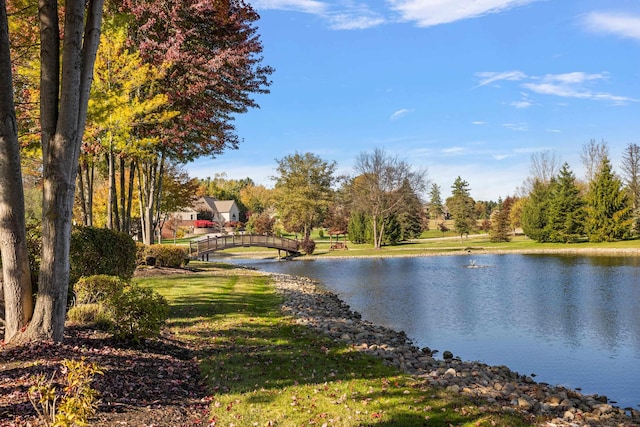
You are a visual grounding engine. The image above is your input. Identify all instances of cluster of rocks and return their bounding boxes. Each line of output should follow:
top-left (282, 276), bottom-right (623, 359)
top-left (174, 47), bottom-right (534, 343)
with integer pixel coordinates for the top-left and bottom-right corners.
top-left (270, 272), bottom-right (639, 427)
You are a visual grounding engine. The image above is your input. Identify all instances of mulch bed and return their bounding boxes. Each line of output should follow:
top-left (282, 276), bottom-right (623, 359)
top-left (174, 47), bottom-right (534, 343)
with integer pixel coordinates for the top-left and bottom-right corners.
top-left (0, 327), bottom-right (210, 426)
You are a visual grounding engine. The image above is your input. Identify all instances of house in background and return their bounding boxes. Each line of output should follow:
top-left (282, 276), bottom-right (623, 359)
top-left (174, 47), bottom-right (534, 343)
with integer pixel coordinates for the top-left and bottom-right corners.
top-left (194, 196), bottom-right (240, 225)
top-left (162, 196), bottom-right (241, 239)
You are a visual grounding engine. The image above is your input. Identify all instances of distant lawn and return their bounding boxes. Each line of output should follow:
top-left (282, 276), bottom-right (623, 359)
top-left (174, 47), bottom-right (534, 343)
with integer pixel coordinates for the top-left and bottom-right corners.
top-left (208, 233), bottom-right (640, 259)
top-left (138, 265), bottom-right (533, 426)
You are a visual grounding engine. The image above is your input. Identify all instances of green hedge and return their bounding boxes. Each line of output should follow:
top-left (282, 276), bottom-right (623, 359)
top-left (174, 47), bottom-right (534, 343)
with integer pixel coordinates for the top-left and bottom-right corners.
top-left (69, 226), bottom-right (137, 285)
top-left (136, 244), bottom-right (189, 268)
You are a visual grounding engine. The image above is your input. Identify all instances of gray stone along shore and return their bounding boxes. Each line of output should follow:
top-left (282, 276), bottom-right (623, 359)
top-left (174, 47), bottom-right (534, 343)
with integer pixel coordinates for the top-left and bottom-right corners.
top-left (269, 272), bottom-right (639, 427)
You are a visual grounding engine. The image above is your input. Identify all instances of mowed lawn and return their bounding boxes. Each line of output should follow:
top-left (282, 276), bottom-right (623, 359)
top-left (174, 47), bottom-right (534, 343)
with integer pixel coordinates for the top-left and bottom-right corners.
top-left (137, 264), bottom-right (534, 426)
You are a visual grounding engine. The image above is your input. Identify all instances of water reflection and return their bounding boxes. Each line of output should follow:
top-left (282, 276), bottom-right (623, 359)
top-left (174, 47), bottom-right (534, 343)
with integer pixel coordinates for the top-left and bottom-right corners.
top-left (226, 254), bottom-right (640, 408)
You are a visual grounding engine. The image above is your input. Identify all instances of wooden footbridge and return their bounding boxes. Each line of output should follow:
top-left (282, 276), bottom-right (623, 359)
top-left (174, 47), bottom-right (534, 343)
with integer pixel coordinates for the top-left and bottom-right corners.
top-left (189, 234), bottom-right (300, 260)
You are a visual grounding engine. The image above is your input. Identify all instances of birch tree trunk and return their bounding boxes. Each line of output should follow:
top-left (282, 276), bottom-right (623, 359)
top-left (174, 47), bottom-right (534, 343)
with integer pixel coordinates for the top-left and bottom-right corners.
top-left (17, 0), bottom-right (104, 343)
top-left (0, 0), bottom-right (33, 341)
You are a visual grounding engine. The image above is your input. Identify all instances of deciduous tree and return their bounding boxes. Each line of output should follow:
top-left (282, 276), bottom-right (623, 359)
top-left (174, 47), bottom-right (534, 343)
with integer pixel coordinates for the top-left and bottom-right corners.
top-left (0, 0), bottom-right (32, 341)
top-left (581, 139), bottom-right (609, 183)
top-left (350, 148), bottom-right (428, 249)
top-left (1, 0), bottom-right (105, 343)
top-left (273, 152), bottom-right (336, 241)
top-left (122, 0), bottom-right (273, 243)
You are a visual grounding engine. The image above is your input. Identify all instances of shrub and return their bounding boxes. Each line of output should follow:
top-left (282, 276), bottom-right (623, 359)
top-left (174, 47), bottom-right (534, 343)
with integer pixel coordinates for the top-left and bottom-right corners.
top-left (29, 358), bottom-right (103, 427)
top-left (300, 238), bottom-right (316, 255)
top-left (66, 304), bottom-right (111, 329)
top-left (137, 244), bottom-right (189, 268)
top-left (105, 284), bottom-right (169, 342)
top-left (69, 226), bottom-right (137, 285)
top-left (73, 275), bottom-right (127, 305)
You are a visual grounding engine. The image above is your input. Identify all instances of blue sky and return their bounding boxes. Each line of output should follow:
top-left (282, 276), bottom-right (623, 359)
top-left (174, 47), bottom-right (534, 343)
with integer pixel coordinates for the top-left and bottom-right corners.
top-left (188, 0), bottom-right (640, 201)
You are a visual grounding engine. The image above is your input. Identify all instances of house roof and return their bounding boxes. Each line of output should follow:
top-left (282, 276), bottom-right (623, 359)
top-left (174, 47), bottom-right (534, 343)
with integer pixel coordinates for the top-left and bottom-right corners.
top-left (194, 196), bottom-right (237, 213)
top-left (212, 200), bottom-right (236, 213)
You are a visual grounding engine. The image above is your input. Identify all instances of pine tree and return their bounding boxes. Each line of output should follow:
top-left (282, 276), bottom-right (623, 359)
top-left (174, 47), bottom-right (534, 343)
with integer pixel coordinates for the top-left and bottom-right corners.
top-left (446, 177), bottom-right (476, 239)
top-left (546, 163), bottom-right (585, 243)
top-left (489, 197), bottom-right (514, 242)
top-left (428, 183), bottom-right (444, 221)
top-left (584, 157), bottom-right (633, 242)
top-left (521, 179), bottom-right (553, 242)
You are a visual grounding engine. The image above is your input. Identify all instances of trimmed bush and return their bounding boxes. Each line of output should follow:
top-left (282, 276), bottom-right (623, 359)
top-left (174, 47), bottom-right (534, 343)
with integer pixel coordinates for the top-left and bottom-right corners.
top-left (300, 238), bottom-right (316, 255)
top-left (137, 244), bottom-right (189, 268)
top-left (73, 275), bottom-right (127, 305)
top-left (69, 226), bottom-right (137, 284)
top-left (105, 284), bottom-right (169, 342)
top-left (66, 304), bottom-right (111, 329)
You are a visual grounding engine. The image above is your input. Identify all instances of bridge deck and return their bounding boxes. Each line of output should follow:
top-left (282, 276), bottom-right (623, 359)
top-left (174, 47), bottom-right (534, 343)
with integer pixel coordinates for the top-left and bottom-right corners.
top-left (190, 234), bottom-right (300, 259)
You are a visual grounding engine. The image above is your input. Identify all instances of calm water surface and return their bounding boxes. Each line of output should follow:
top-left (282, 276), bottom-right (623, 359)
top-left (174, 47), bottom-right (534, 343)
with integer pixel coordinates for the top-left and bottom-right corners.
top-left (223, 254), bottom-right (640, 409)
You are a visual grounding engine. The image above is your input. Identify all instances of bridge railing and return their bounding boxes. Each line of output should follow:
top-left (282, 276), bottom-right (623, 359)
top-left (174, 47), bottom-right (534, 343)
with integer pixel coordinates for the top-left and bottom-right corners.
top-left (189, 234), bottom-right (299, 257)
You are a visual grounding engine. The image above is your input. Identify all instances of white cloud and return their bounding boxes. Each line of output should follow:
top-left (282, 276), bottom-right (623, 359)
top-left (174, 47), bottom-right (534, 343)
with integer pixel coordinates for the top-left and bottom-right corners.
top-left (390, 108), bottom-right (413, 120)
top-left (478, 70), bottom-right (636, 106)
top-left (386, 0), bottom-right (541, 27)
top-left (511, 100), bottom-right (533, 109)
top-left (252, 0), bottom-right (329, 14)
top-left (441, 146), bottom-right (466, 154)
top-left (475, 70), bottom-right (527, 87)
top-left (583, 12), bottom-right (640, 41)
top-left (502, 122), bottom-right (528, 131)
top-left (472, 121), bottom-right (487, 125)
top-left (252, 0), bottom-right (385, 29)
top-left (493, 154), bottom-right (512, 160)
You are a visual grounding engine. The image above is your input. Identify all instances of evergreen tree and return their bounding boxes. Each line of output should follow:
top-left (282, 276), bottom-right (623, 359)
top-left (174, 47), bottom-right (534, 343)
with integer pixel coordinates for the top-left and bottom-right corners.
top-left (348, 211), bottom-right (367, 244)
top-left (396, 178), bottom-right (425, 240)
top-left (428, 183), bottom-right (444, 221)
top-left (489, 197), bottom-right (513, 242)
top-left (546, 163), bottom-right (585, 243)
top-left (521, 179), bottom-right (553, 242)
top-left (446, 177), bottom-right (476, 239)
top-left (584, 157), bottom-right (633, 242)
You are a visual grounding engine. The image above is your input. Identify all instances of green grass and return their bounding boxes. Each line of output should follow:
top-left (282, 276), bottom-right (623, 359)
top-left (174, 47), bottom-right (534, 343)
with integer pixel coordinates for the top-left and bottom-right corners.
top-left (137, 264), bottom-right (533, 426)
top-left (208, 232), bottom-right (640, 259)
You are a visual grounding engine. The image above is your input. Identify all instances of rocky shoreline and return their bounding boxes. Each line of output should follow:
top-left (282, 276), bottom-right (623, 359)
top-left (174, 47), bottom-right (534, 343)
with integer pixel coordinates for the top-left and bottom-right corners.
top-left (269, 271), bottom-right (639, 427)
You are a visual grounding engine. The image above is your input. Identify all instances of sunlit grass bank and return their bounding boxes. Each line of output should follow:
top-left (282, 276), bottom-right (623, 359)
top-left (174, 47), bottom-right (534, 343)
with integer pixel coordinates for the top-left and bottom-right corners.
top-left (138, 265), bottom-right (533, 426)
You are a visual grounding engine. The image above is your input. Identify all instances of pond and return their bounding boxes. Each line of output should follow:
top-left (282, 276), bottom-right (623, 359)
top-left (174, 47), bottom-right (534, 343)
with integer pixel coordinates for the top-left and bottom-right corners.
top-left (221, 254), bottom-right (640, 409)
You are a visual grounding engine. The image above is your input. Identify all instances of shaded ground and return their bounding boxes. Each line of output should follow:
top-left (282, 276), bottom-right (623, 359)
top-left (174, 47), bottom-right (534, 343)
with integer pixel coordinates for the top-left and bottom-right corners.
top-left (0, 267), bottom-right (209, 427)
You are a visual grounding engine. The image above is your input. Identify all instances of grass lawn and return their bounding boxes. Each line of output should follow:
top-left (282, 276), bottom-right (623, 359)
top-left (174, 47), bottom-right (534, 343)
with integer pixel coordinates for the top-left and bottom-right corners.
top-left (208, 232), bottom-right (640, 259)
top-left (137, 264), bottom-right (535, 426)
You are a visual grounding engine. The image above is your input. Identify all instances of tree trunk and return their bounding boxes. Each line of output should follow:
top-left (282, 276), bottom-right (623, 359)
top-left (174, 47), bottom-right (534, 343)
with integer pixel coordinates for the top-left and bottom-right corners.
top-left (77, 158), bottom-right (95, 227)
top-left (0, 2), bottom-right (33, 341)
top-left (138, 153), bottom-right (165, 245)
top-left (17, 0), bottom-right (104, 343)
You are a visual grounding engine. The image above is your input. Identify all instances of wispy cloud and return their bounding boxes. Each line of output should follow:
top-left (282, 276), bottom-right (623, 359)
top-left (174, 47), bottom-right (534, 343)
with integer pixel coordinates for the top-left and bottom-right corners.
top-left (252, 0), bottom-right (329, 14)
top-left (253, 0), bottom-right (543, 30)
top-left (441, 146), bottom-right (466, 154)
top-left (387, 0), bottom-right (541, 27)
top-left (390, 108), bottom-right (413, 120)
top-left (502, 122), bottom-right (528, 131)
top-left (252, 0), bottom-right (385, 29)
top-left (477, 70), bottom-right (636, 106)
top-left (475, 71), bottom-right (527, 88)
top-left (472, 121), bottom-right (487, 125)
top-left (583, 12), bottom-right (640, 41)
